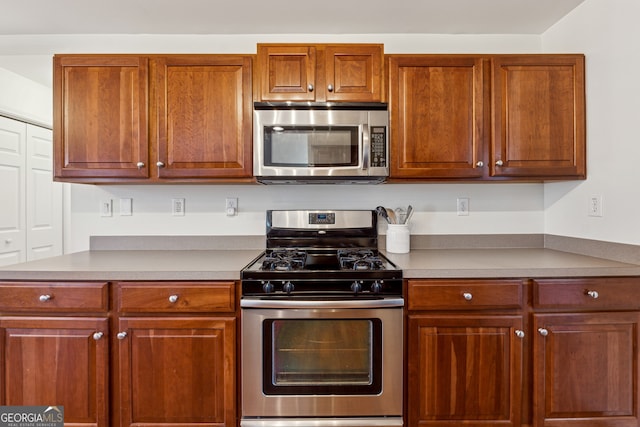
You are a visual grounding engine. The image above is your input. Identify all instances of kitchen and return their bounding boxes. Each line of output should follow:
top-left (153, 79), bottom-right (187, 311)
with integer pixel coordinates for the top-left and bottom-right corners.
top-left (1, 0), bottom-right (640, 426)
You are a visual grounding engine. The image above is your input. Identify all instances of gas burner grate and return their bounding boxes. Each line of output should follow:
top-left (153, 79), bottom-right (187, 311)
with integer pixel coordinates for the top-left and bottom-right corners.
top-left (262, 249), bottom-right (307, 271)
top-left (338, 249), bottom-right (385, 271)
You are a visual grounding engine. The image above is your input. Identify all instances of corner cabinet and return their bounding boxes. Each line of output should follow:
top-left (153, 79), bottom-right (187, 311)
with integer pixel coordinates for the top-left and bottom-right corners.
top-left (492, 55), bottom-right (586, 179)
top-left (53, 54), bottom-right (253, 183)
top-left (407, 279), bottom-right (525, 427)
top-left (532, 278), bottom-right (640, 427)
top-left (387, 54), bottom-right (586, 181)
top-left (256, 43), bottom-right (384, 103)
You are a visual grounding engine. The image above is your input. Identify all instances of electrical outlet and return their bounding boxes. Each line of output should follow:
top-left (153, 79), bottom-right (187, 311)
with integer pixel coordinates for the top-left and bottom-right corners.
top-left (225, 197), bottom-right (238, 216)
top-left (457, 197), bottom-right (470, 216)
top-left (100, 200), bottom-right (112, 217)
top-left (588, 195), bottom-right (603, 217)
top-left (172, 198), bottom-right (185, 216)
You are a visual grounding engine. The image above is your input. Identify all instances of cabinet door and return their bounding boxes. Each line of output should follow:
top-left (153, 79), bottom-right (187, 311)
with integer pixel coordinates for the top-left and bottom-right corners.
top-left (154, 56), bottom-right (253, 179)
top-left (408, 314), bottom-right (523, 427)
top-left (257, 45), bottom-right (316, 101)
top-left (117, 316), bottom-right (236, 427)
top-left (533, 312), bottom-right (640, 427)
top-left (325, 44), bottom-right (384, 102)
top-left (0, 316), bottom-right (109, 427)
top-left (492, 55), bottom-right (586, 178)
top-left (388, 56), bottom-right (488, 178)
top-left (53, 55), bottom-right (149, 179)
top-left (0, 117), bottom-right (26, 266)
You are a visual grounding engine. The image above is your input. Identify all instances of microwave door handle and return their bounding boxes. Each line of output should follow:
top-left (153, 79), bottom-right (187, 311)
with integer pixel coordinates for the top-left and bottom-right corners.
top-left (362, 124), bottom-right (370, 170)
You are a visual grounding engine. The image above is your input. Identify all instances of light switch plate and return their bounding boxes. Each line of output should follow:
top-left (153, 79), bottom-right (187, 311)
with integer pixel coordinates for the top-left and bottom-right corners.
top-left (100, 200), bottom-right (112, 217)
top-left (120, 198), bottom-right (132, 216)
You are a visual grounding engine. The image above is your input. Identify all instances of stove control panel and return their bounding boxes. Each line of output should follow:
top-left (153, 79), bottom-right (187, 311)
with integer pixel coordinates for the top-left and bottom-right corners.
top-left (309, 212), bottom-right (335, 225)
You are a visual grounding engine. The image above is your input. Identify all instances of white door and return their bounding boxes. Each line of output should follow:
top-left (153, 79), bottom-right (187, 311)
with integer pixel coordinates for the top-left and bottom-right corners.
top-left (0, 116), bottom-right (26, 266)
top-left (26, 125), bottom-right (62, 261)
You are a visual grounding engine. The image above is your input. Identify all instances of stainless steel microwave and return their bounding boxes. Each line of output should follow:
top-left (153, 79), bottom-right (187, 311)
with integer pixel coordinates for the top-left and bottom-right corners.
top-left (253, 103), bottom-right (389, 184)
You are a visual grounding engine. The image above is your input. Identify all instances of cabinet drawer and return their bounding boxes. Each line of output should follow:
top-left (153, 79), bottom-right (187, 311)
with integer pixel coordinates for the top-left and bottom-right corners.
top-left (533, 277), bottom-right (640, 310)
top-left (117, 282), bottom-right (236, 312)
top-left (0, 282), bottom-right (108, 312)
top-left (408, 279), bottom-right (523, 311)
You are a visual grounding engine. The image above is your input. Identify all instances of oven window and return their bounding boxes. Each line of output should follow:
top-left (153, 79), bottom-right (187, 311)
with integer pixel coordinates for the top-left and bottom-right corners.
top-left (263, 318), bottom-right (382, 395)
top-left (264, 126), bottom-right (359, 167)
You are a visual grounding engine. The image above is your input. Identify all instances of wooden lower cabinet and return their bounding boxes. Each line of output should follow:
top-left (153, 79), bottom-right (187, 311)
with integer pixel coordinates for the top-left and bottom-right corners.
top-left (116, 316), bottom-right (236, 427)
top-left (532, 312), bottom-right (640, 427)
top-left (408, 314), bottom-right (524, 426)
top-left (0, 316), bottom-right (109, 427)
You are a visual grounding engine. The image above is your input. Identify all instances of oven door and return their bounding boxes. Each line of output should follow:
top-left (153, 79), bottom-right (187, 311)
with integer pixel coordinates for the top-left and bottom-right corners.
top-left (241, 298), bottom-right (403, 421)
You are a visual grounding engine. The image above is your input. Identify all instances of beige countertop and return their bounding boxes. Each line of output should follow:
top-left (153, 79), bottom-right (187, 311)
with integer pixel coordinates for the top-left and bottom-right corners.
top-left (0, 249), bottom-right (264, 281)
top-left (1, 245), bottom-right (640, 281)
top-left (383, 248), bottom-right (640, 278)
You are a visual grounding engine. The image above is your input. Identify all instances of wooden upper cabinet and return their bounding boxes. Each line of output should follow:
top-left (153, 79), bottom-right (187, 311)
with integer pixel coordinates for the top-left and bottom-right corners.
top-left (492, 55), bottom-right (586, 178)
top-left (152, 55), bottom-right (253, 179)
top-left (256, 44), bottom-right (384, 102)
top-left (388, 55), bottom-right (488, 179)
top-left (53, 55), bottom-right (149, 180)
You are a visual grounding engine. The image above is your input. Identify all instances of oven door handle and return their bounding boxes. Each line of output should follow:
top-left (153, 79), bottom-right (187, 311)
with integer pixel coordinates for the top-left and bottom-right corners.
top-left (240, 297), bottom-right (404, 309)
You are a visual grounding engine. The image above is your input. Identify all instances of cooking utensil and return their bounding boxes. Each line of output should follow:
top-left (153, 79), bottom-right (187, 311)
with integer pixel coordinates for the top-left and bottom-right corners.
top-left (386, 208), bottom-right (397, 224)
top-left (404, 205), bottom-right (414, 224)
top-left (376, 206), bottom-right (390, 223)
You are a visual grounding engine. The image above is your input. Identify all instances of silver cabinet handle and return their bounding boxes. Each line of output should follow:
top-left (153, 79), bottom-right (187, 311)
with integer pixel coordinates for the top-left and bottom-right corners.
top-left (307, 84), bottom-right (314, 92)
top-left (495, 160), bottom-right (504, 166)
top-left (538, 328), bottom-right (549, 336)
top-left (136, 162), bottom-right (145, 169)
top-left (476, 161), bottom-right (484, 167)
top-left (168, 294), bottom-right (179, 303)
top-left (463, 292), bottom-right (473, 301)
top-left (156, 161), bottom-right (165, 168)
top-left (93, 332), bottom-right (104, 340)
top-left (327, 84), bottom-right (334, 92)
top-left (117, 332), bottom-right (128, 340)
top-left (515, 330), bottom-right (525, 339)
top-left (39, 294), bottom-right (51, 302)
top-left (587, 290), bottom-right (599, 299)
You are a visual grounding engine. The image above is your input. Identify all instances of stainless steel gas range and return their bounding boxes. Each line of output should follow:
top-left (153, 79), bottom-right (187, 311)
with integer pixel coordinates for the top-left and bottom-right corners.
top-left (240, 210), bottom-right (404, 427)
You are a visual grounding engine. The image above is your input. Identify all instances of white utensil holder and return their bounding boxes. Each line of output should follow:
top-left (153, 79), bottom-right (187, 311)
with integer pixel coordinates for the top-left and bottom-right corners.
top-left (386, 224), bottom-right (410, 253)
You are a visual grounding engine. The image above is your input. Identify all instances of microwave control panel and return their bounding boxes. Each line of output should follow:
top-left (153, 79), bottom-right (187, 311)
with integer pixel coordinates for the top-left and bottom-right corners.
top-left (370, 126), bottom-right (387, 167)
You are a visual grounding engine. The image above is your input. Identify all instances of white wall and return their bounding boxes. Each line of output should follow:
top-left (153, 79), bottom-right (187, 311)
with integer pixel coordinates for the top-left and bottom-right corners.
top-left (0, 66), bottom-right (51, 127)
top-left (1, 33), bottom-right (550, 253)
top-left (542, 0), bottom-right (640, 245)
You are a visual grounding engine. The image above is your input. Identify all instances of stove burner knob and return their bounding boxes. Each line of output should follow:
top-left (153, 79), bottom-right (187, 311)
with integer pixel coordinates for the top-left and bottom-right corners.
top-left (370, 280), bottom-right (383, 294)
top-left (351, 280), bottom-right (363, 294)
top-left (283, 281), bottom-right (295, 294)
top-left (262, 281), bottom-right (275, 294)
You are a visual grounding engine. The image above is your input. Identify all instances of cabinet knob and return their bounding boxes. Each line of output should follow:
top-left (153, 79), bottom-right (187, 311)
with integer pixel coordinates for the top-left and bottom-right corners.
top-left (495, 160), bottom-right (504, 166)
top-left (136, 162), bottom-right (145, 169)
top-left (307, 84), bottom-right (314, 92)
top-left (515, 329), bottom-right (525, 339)
top-left (117, 331), bottom-right (128, 340)
top-left (4, 238), bottom-right (12, 244)
top-left (586, 290), bottom-right (599, 299)
top-left (168, 294), bottom-right (179, 303)
top-left (93, 332), bottom-right (104, 340)
top-left (538, 328), bottom-right (549, 337)
top-left (476, 161), bottom-right (484, 167)
top-left (462, 292), bottom-right (473, 301)
top-left (156, 161), bottom-right (165, 168)
top-left (327, 84), bottom-right (334, 92)
top-left (39, 294), bottom-right (51, 302)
